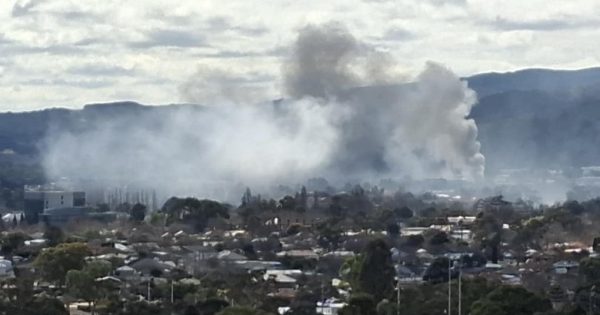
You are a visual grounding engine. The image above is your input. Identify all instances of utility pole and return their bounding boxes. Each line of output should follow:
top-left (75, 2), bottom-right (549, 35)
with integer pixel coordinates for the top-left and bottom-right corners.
top-left (448, 257), bottom-right (452, 315)
top-left (171, 280), bottom-right (174, 304)
top-left (458, 259), bottom-right (462, 315)
top-left (319, 280), bottom-right (325, 315)
top-left (397, 278), bottom-right (401, 315)
top-left (458, 221), bottom-right (464, 315)
top-left (590, 285), bottom-right (596, 315)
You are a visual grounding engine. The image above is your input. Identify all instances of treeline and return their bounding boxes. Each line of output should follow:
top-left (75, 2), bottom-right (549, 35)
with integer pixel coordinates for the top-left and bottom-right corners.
top-left (0, 160), bottom-right (45, 209)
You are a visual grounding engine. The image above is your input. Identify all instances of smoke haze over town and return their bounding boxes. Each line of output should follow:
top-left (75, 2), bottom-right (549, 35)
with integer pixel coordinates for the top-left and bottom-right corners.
top-left (40, 24), bottom-right (485, 202)
top-left (2, 1), bottom-right (600, 203)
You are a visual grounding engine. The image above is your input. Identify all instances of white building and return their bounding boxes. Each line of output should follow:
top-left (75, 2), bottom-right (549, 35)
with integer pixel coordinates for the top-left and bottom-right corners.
top-left (26, 190), bottom-right (85, 210)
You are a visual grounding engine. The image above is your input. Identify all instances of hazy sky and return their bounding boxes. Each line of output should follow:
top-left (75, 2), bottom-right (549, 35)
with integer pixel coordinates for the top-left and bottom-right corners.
top-left (1, 0), bottom-right (599, 111)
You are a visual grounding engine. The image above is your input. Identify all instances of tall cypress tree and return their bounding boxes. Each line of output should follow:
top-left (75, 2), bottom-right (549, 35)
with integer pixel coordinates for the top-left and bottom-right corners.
top-left (356, 238), bottom-right (395, 301)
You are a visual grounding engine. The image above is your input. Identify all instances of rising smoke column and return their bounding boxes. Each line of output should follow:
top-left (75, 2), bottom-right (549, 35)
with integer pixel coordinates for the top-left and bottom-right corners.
top-left (282, 23), bottom-right (485, 180)
top-left (42, 23), bottom-right (484, 202)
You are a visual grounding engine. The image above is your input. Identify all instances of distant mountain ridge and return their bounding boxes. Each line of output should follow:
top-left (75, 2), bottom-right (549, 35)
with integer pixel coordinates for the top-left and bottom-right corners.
top-left (3, 67), bottom-right (600, 176)
top-left (466, 67), bottom-right (600, 98)
top-left (466, 67), bottom-right (600, 174)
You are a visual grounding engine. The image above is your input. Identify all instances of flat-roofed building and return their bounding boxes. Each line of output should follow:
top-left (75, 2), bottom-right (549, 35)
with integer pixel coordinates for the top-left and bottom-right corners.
top-left (24, 185), bottom-right (86, 224)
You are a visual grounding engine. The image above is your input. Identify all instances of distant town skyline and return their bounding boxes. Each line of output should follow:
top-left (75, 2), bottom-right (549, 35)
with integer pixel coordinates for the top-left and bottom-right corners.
top-left (1, 0), bottom-right (600, 111)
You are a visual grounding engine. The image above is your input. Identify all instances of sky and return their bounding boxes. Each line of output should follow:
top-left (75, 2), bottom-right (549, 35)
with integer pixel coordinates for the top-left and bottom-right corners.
top-left (1, 0), bottom-right (600, 111)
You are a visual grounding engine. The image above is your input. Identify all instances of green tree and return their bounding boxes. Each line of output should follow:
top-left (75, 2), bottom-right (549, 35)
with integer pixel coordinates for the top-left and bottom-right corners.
top-left (0, 294), bottom-right (68, 315)
top-left (423, 256), bottom-right (453, 283)
top-left (386, 223), bottom-right (400, 238)
top-left (394, 206), bottom-right (413, 220)
top-left (544, 207), bottom-right (582, 231)
top-left (339, 293), bottom-right (376, 315)
top-left (162, 197), bottom-right (230, 232)
top-left (130, 203), bottom-right (147, 222)
top-left (85, 260), bottom-right (112, 278)
top-left (118, 300), bottom-right (168, 315)
top-left (428, 231), bottom-right (450, 246)
top-left (404, 235), bottom-right (424, 247)
top-left (66, 269), bottom-right (98, 312)
top-left (149, 212), bottom-right (166, 226)
top-left (44, 225), bottom-right (65, 247)
top-left (470, 286), bottom-right (551, 315)
top-left (299, 186), bottom-right (308, 209)
top-left (376, 299), bottom-right (397, 315)
top-left (184, 305), bottom-right (200, 315)
top-left (579, 257), bottom-right (600, 285)
top-left (30, 295), bottom-right (69, 315)
top-left (420, 207), bottom-right (438, 218)
top-left (593, 237), bottom-right (600, 252)
top-left (286, 223), bottom-right (303, 236)
top-left (457, 277), bottom-right (497, 315)
top-left (473, 213), bottom-right (503, 263)
top-left (513, 218), bottom-right (547, 250)
top-left (34, 242), bottom-right (91, 284)
top-left (0, 231), bottom-right (27, 256)
top-left (317, 222), bottom-right (342, 250)
top-left (241, 187), bottom-right (253, 206)
top-left (1, 274), bottom-right (34, 309)
top-left (340, 255), bottom-right (363, 288)
top-left (68, 260), bottom-right (113, 314)
top-left (96, 203), bottom-right (110, 213)
top-left (116, 202), bottom-right (132, 213)
top-left (196, 298), bottom-right (229, 315)
top-left (216, 306), bottom-right (272, 315)
top-left (278, 195), bottom-right (297, 211)
top-left (287, 301), bottom-right (317, 315)
top-left (564, 200), bottom-right (585, 215)
top-left (374, 209), bottom-right (395, 228)
top-left (356, 239), bottom-right (395, 301)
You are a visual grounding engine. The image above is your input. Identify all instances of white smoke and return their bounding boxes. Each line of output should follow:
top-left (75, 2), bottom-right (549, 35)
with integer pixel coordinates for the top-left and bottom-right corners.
top-left (42, 23), bottom-right (484, 202)
top-left (280, 23), bottom-right (484, 180)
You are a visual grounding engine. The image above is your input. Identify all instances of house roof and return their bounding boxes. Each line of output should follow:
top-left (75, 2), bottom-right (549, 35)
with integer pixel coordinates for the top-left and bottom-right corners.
top-left (232, 260), bottom-right (282, 271)
top-left (265, 273), bottom-right (297, 283)
top-left (96, 276), bottom-right (122, 283)
top-left (129, 257), bottom-right (173, 273)
top-left (217, 250), bottom-right (247, 261)
top-left (323, 251), bottom-right (355, 258)
top-left (395, 265), bottom-right (418, 277)
top-left (182, 245), bottom-right (216, 253)
top-left (115, 243), bottom-right (134, 253)
top-left (553, 261), bottom-right (579, 269)
top-left (276, 249), bottom-right (318, 259)
top-left (0, 260), bottom-right (12, 270)
top-left (267, 287), bottom-right (296, 299)
top-left (116, 265), bottom-right (136, 272)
